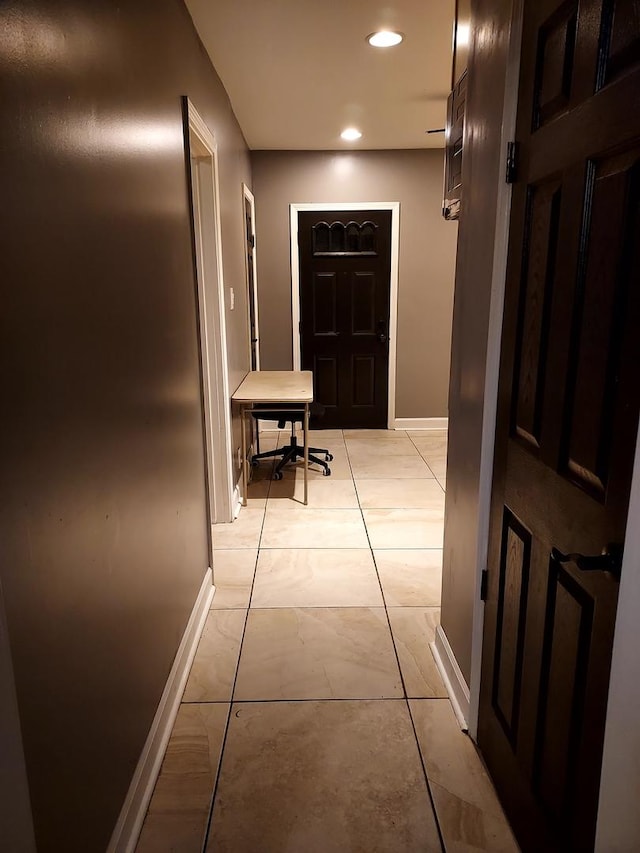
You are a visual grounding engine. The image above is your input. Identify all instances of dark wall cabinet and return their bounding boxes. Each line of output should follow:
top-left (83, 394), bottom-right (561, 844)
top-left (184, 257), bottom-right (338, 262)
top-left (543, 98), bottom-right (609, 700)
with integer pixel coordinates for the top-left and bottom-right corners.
top-left (443, 70), bottom-right (467, 221)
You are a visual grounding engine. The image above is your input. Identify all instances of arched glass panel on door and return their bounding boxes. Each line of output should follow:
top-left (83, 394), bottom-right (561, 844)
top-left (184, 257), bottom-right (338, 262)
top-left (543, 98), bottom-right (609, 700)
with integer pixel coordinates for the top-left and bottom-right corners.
top-left (346, 222), bottom-right (360, 251)
top-left (329, 222), bottom-right (345, 252)
top-left (360, 222), bottom-right (377, 253)
top-left (312, 220), bottom-right (379, 256)
top-left (312, 222), bottom-right (330, 253)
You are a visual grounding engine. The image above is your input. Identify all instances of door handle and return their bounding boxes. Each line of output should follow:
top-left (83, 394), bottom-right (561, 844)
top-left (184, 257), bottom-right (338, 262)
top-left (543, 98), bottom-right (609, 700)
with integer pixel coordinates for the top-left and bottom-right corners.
top-left (551, 544), bottom-right (623, 581)
top-left (377, 320), bottom-right (388, 344)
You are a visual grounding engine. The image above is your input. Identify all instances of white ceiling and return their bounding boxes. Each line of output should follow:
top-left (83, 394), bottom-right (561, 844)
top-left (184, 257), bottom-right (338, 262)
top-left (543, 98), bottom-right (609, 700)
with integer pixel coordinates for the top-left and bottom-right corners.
top-left (184, 0), bottom-right (455, 150)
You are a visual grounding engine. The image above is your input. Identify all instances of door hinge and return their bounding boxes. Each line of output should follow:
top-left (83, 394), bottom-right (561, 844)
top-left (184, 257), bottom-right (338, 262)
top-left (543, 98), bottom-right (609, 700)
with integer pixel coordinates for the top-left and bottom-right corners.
top-left (480, 569), bottom-right (489, 601)
top-left (250, 234), bottom-right (255, 249)
top-left (506, 141), bottom-right (518, 184)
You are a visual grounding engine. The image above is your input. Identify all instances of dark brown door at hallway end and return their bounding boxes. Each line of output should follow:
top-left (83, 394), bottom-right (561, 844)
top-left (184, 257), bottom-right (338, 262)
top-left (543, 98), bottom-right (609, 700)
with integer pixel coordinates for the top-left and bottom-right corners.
top-left (298, 210), bottom-right (392, 429)
top-left (478, 1), bottom-right (640, 851)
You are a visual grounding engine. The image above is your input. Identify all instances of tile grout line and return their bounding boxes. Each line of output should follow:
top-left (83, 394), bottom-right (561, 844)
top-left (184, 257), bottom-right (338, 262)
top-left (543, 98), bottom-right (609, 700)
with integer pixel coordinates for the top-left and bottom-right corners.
top-left (406, 432), bottom-right (447, 494)
top-left (202, 429), bottom-right (448, 851)
top-left (210, 604), bottom-right (444, 612)
top-left (385, 431), bottom-right (449, 849)
top-left (181, 696), bottom-right (454, 705)
top-left (202, 442), bottom-right (357, 847)
top-left (404, 696), bottom-right (449, 853)
top-left (206, 432), bottom-right (346, 848)
top-left (364, 563), bottom-right (447, 853)
top-left (201, 505), bottom-right (267, 853)
top-left (351, 433), bottom-right (447, 853)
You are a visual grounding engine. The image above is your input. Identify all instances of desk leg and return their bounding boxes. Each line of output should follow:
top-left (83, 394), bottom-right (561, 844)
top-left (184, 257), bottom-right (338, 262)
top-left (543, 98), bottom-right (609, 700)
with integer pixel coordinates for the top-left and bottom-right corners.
top-left (303, 403), bottom-right (309, 506)
top-left (241, 405), bottom-right (248, 508)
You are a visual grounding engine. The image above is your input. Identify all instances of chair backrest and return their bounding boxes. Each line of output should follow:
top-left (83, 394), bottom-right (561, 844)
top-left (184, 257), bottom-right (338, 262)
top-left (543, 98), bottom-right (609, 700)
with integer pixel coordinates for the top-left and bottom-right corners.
top-left (250, 402), bottom-right (325, 423)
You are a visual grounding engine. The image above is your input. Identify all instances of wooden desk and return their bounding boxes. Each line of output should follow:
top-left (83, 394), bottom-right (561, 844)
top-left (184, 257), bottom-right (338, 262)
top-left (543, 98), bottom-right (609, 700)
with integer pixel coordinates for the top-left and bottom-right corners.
top-left (232, 371), bottom-right (313, 506)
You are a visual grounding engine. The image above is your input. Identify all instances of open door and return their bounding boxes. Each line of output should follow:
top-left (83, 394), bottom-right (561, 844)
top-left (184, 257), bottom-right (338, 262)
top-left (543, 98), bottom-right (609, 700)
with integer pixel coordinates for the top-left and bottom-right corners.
top-left (478, 2), bottom-right (640, 851)
top-left (242, 184), bottom-right (260, 371)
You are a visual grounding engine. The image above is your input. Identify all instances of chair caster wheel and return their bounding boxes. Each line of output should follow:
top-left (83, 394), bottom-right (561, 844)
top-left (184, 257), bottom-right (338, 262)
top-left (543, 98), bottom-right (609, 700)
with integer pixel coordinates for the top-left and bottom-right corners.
top-left (325, 453), bottom-right (333, 461)
top-left (273, 471), bottom-right (283, 480)
top-left (323, 467), bottom-right (331, 476)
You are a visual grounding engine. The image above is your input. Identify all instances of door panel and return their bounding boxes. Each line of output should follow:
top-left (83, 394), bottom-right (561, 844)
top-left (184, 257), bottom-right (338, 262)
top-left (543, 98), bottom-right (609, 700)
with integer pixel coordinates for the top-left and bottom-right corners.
top-left (492, 510), bottom-right (531, 749)
top-left (562, 148), bottom-right (640, 498)
top-left (298, 210), bottom-right (392, 429)
top-left (351, 272), bottom-right (376, 334)
top-left (512, 178), bottom-right (561, 452)
top-left (312, 272), bottom-right (338, 335)
top-left (479, 1), bottom-right (640, 851)
top-left (352, 355), bottom-right (376, 407)
top-left (533, 559), bottom-right (594, 823)
top-left (604, 0), bottom-right (640, 82)
top-left (314, 355), bottom-right (338, 410)
top-left (534, 1), bottom-right (578, 128)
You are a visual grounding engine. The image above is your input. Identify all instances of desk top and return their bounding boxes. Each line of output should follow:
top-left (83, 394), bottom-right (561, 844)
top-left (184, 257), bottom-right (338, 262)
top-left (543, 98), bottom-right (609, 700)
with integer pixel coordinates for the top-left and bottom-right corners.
top-left (232, 370), bottom-right (313, 403)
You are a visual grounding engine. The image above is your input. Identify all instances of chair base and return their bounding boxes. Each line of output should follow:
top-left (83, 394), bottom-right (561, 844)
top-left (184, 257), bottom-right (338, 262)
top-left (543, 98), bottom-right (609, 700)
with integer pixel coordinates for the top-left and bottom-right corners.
top-left (252, 436), bottom-right (332, 479)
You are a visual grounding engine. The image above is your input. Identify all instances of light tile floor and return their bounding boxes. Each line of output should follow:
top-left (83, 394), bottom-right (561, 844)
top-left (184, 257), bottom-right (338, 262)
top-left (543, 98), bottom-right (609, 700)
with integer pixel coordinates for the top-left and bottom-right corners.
top-left (137, 429), bottom-right (518, 853)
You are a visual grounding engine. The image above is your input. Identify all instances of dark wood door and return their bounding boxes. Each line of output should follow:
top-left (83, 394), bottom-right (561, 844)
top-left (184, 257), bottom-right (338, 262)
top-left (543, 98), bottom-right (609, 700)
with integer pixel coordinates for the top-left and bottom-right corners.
top-left (298, 210), bottom-right (392, 428)
top-left (478, 2), bottom-right (640, 851)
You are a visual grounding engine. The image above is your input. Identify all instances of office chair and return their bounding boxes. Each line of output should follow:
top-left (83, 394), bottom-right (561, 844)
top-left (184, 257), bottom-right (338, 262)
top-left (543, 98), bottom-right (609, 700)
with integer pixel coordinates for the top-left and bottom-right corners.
top-left (251, 402), bottom-right (333, 479)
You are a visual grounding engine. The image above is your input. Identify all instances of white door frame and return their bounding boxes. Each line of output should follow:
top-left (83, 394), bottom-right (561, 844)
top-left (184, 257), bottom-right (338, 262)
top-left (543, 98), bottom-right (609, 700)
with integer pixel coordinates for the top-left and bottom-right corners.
top-left (186, 99), bottom-right (234, 525)
top-left (465, 0), bottom-right (524, 740)
top-left (242, 183), bottom-right (261, 370)
top-left (290, 202), bottom-right (400, 429)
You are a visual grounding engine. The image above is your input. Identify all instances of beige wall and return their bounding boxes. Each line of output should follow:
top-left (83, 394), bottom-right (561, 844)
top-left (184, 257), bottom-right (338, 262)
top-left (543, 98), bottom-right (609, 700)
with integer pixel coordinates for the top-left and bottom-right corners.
top-left (441, 0), bottom-right (513, 683)
top-left (251, 149), bottom-right (458, 419)
top-left (1, 1), bottom-right (250, 849)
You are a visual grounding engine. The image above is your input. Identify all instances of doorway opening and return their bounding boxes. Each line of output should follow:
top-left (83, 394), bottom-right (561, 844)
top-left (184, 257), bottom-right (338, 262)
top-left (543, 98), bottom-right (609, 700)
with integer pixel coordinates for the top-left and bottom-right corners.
top-left (184, 98), bottom-right (234, 527)
top-left (242, 184), bottom-right (260, 371)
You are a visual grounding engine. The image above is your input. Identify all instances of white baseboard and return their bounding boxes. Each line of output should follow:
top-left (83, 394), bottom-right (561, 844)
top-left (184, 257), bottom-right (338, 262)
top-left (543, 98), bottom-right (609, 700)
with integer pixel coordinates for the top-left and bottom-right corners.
top-left (232, 483), bottom-right (242, 518)
top-left (107, 568), bottom-right (214, 853)
top-left (431, 625), bottom-right (470, 731)
top-left (259, 416), bottom-right (449, 432)
top-left (392, 417), bottom-right (448, 430)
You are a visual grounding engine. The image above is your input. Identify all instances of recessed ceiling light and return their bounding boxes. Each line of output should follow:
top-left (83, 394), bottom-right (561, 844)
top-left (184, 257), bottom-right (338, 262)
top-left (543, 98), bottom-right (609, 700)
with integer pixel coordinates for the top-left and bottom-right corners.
top-left (367, 30), bottom-right (404, 48)
top-left (341, 128), bottom-right (362, 141)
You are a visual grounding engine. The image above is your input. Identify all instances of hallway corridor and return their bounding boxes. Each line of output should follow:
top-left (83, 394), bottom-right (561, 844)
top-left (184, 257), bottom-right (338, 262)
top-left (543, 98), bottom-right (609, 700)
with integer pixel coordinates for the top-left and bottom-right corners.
top-left (137, 430), bottom-right (517, 852)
